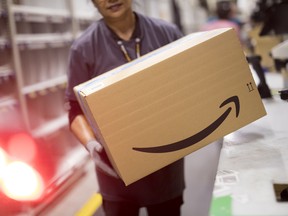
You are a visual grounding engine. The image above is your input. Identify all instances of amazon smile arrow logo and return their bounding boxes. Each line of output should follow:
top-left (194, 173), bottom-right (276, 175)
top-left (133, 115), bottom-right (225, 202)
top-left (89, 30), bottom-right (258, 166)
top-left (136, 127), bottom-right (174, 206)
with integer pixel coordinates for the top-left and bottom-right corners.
top-left (132, 95), bottom-right (240, 153)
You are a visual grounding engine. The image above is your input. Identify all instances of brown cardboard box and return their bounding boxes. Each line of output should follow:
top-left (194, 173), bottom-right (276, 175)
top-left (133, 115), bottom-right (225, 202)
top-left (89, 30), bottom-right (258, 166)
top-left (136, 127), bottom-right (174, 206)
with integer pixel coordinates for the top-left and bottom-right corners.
top-left (248, 24), bottom-right (282, 70)
top-left (74, 28), bottom-right (266, 185)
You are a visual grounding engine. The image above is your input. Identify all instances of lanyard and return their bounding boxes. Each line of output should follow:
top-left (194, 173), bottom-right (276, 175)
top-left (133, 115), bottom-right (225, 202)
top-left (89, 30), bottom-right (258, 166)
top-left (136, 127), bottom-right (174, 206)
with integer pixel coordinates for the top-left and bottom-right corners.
top-left (117, 38), bottom-right (141, 62)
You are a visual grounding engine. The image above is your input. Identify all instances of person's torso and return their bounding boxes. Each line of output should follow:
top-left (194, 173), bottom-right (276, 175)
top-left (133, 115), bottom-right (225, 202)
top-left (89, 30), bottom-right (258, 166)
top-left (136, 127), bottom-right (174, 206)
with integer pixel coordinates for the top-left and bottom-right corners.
top-left (73, 12), bottom-right (182, 79)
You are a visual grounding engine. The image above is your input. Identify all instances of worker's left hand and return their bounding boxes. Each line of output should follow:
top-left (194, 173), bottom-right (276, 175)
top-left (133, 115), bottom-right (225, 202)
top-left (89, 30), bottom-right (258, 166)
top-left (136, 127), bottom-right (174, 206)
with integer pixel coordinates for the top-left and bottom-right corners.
top-left (86, 140), bottom-right (119, 178)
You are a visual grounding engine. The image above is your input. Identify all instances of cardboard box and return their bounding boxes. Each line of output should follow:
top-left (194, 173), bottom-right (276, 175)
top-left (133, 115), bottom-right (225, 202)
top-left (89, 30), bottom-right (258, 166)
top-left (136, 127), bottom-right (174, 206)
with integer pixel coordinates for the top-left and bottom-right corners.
top-left (74, 28), bottom-right (266, 185)
top-left (248, 24), bottom-right (282, 70)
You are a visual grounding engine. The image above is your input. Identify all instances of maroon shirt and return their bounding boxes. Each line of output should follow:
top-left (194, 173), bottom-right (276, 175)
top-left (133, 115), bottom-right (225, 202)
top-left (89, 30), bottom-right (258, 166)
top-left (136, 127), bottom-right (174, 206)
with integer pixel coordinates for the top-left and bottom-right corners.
top-left (65, 12), bottom-right (185, 205)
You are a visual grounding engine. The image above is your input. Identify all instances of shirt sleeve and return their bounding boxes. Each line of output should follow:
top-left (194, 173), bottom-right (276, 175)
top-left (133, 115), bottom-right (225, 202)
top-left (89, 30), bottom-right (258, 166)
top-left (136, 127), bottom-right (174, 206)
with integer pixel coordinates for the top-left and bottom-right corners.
top-left (171, 23), bottom-right (184, 40)
top-left (65, 47), bottom-right (91, 102)
top-left (67, 100), bottom-right (83, 125)
top-left (65, 45), bottom-right (91, 125)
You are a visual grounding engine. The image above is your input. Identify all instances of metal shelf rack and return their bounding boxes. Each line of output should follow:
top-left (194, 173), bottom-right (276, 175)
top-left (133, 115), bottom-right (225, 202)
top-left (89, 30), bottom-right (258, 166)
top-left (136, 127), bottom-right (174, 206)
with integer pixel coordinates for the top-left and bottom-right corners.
top-left (0, 0), bottom-right (97, 136)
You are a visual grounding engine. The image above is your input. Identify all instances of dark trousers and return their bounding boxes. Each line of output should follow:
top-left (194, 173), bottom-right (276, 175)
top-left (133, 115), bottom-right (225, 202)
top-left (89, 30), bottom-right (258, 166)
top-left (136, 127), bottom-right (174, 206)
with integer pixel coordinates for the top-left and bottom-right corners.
top-left (102, 196), bottom-right (183, 216)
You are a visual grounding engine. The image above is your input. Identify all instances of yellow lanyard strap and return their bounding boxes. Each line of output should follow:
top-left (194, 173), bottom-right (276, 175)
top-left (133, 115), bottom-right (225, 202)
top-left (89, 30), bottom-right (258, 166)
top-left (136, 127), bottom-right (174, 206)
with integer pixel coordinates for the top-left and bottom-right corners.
top-left (117, 38), bottom-right (141, 62)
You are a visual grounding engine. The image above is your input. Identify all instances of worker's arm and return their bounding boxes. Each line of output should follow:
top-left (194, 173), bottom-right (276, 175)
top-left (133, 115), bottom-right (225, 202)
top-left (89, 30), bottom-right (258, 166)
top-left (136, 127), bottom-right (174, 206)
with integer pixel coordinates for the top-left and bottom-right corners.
top-left (70, 114), bottom-right (118, 178)
top-left (70, 114), bottom-right (97, 147)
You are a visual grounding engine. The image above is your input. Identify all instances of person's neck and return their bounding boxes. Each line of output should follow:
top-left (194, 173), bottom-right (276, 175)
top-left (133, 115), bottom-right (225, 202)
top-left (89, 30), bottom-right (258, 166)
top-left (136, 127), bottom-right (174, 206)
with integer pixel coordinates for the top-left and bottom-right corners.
top-left (105, 11), bottom-right (136, 41)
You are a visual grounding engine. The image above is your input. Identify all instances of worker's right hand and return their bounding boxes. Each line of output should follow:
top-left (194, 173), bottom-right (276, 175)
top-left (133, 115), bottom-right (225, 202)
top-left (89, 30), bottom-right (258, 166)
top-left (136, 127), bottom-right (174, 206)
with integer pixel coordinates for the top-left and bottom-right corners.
top-left (86, 140), bottom-right (119, 178)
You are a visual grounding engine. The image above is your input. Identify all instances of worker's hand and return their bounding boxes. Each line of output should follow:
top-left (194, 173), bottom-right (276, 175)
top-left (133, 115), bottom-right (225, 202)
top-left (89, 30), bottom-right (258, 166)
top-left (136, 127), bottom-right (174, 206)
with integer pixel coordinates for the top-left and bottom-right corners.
top-left (86, 140), bottom-right (119, 178)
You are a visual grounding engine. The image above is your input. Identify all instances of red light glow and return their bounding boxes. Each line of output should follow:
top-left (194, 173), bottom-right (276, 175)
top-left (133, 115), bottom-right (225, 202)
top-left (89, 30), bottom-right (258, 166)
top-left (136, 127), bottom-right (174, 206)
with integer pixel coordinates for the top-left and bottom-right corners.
top-left (7, 133), bottom-right (37, 162)
top-left (1, 161), bottom-right (44, 201)
top-left (0, 147), bottom-right (8, 180)
top-left (0, 147), bottom-right (7, 169)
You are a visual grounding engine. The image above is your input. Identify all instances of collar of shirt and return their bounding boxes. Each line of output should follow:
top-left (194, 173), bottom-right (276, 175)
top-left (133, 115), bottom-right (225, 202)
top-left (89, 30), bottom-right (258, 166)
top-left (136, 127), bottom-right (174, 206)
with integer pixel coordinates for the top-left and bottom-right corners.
top-left (103, 12), bottom-right (143, 42)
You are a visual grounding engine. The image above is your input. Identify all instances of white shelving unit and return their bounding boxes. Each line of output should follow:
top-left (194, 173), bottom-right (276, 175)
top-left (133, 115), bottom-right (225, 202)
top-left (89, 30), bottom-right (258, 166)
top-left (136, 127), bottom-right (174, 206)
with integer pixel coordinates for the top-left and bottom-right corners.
top-left (0, 0), bottom-right (98, 137)
top-left (0, 1), bottom-right (16, 119)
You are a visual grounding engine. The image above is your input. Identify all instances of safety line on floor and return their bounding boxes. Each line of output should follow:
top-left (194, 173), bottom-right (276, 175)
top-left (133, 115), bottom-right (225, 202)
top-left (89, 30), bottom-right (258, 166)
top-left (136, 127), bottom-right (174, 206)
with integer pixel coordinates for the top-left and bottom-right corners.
top-left (75, 193), bottom-right (102, 216)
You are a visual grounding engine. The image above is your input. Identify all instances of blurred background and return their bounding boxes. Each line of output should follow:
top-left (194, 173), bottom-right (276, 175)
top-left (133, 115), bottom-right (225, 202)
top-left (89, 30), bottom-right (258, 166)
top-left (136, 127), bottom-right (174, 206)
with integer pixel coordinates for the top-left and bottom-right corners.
top-left (1, 0), bottom-right (288, 215)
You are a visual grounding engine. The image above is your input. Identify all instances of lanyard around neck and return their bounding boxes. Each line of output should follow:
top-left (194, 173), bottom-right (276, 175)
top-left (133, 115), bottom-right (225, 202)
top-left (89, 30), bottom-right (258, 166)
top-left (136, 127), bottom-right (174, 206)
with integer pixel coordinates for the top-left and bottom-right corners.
top-left (117, 38), bottom-right (141, 62)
